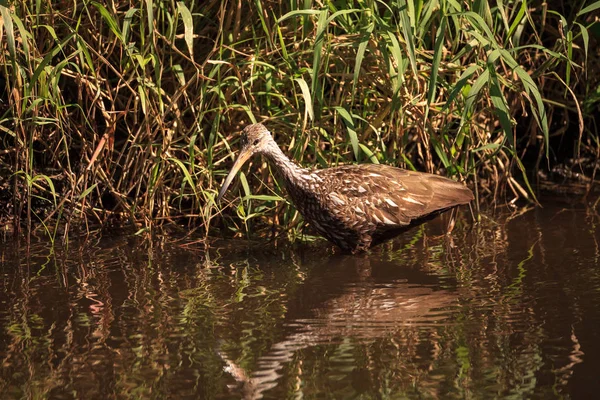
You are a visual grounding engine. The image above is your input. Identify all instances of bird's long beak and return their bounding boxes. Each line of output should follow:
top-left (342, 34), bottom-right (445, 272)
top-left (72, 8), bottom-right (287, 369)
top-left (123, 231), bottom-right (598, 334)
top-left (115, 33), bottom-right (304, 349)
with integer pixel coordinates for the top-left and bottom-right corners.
top-left (217, 147), bottom-right (253, 202)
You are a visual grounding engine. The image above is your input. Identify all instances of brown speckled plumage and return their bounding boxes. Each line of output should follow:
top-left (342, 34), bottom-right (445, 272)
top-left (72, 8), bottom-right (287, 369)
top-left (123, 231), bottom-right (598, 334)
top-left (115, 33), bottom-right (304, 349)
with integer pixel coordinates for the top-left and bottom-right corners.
top-left (218, 123), bottom-right (473, 253)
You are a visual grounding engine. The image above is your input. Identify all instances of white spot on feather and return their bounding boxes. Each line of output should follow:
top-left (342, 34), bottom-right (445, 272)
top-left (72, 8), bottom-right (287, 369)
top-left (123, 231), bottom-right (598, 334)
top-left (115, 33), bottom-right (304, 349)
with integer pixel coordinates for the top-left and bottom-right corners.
top-left (328, 193), bottom-right (345, 206)
top-left (384, 198), bottom-right (399, 207)
top-left (353, 205), bottom-right (364, 214)
top-left (403, 196), bottom-right (424, 205)
top-left (368, 173), bottom-right (382, 177)
top-left (381, 214), bottom-right (396, 225)
top-left (357, 186), bottom-right (367, 193)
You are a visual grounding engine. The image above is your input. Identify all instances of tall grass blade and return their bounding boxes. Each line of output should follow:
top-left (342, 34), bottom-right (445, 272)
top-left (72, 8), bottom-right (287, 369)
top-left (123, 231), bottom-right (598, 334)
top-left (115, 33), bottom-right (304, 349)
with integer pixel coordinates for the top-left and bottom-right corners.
top-left (397, 0), bottom-right (419, 82)
top-left (0, 5), bottom-right (16, 71)
top-left (312, 9), bottom-right (328, 95)
top-left (353, 23), bottom-right (373, 94)
top-left (277, 10), bottom-right (321, 24)
top-left (425, 16), bottom-right (447, 121)
top-left (489, 70), bottom-right (514, 146)
top-left (122, 8), bottom-right (138, 44)
top-left (294, 77), bottom-right (314, 121)
top-left (10, 13), bottom-right (30, 63)
top-left (577, 1), bottom-right (600, 16)
top-left (91, 2), bottom-right (123, 41)
top-left (30, 33), bottom-right (75, 91)
top-left (513, 64), bottom-right (549, 155)
top-left (144, 0), bottom-right (154, 39)
top-left (575, 22), bottom-right (589, 68)
top-left (334, 107), bottom-right (359, 161)
top-left (177, 2), bottom-right (194, 58)
top-left (442, 64), bottom-right (480, 112)
top-left (507, 0), bottom-right (527, 42)
top-left (386, 31), bottom-right (405, 88)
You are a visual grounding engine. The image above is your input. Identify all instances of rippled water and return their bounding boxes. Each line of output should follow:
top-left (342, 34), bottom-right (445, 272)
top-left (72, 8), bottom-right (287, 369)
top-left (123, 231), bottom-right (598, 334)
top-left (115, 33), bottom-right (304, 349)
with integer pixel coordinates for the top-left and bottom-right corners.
top-left (1, 200), bottom-right (599, 399)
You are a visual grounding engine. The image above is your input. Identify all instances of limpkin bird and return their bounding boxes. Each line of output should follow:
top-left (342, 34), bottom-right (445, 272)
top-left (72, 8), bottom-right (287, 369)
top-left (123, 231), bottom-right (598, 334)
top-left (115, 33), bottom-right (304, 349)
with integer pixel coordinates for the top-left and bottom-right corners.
top-left (218, 123), bottom-right (473, 253)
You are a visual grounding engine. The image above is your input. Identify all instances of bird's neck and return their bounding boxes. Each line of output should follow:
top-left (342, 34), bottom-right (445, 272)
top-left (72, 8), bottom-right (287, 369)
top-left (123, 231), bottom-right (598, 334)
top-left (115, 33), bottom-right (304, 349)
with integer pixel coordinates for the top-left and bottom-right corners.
top-left (264, 144), bottom-right (314, 190)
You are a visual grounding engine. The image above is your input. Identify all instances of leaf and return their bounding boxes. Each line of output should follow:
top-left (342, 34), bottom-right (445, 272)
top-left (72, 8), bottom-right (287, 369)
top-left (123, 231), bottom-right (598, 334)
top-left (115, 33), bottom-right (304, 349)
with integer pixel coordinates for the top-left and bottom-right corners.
top-left (275, 24), bottom-right (289, 60)
top-left (462, 11), bottom-right (500, 48)
top-left (426, 16), bottom-right (447, 121)
top-left (10, 12), bottom-right (30, 63)
top-left (359, 143), bottom-right (379, 164)
top-left (442, 64), bottom-right (480, 112)
top-left (294, 77), bottom-right (314, 121)
top-left (30, 33), bottom-right (75, 90)
top-left (507, 0), bottom-right (527, 41)
top-left (431, 135), bottom-right (451, 168)
top-left (446, 0), bottom-right (463, 12)
top-left (91, 2), bottom-right (123, 41)
top-left (79, 183), bottom-right (99, 200)
top-left (77, 37), bottom-right (95, 74)
top-left (353, 22), bottom-right (373, 94)
top-left (148, 161), bottom-right (161, 193)
top-left (32, 174), bottom-right (58, 207)
top-left (472, 143), bottom-right (502, 152)
top-left (510, 149), bottom-right (540, 204)
top-left (510, 44), bottom-right (564, 60)
top-left (464, 68), bottom-right (489, 114)
top-left (496, 0), bottom-right (510, 35)
top-left (0, 6), bottom-right (16, 68)
top-left (575, 22), bottom-right (589, 67)
top-left (276, 9), bottom-right (321, 24)
top-left (398, 1), bottom-right (419, 81)
top-left (138, 84), bottom-right (147, 115)
top-left (169, 158), bottom-right (198, 198)
top-left (489, 69), bottom-right (514, 147)
top-left (172, 64), bottom-right (185, 85)
top-left (513, 65), bottom-right (549, 155)
top-left (326, 9), bottom-right (362, 25)
top-left (242, 194), bottom-right (284, 202)
top-left (406, 0), bottom-right (418, 27)
top-left (177, 2), bottom-right (194, 57)
top-left (312, 9), bottom-right (328, 95)
top-left (334, 107), bottom-right (359, 161)
top-left (122, 8), bottom-right (139, 44)
top-left (144, 0), bottom-right (154, 35)
top-left (239, 171), bottom-right (251, 200)
top-left (577, 1), bottom-right (600, 16)
top-left (386, 31), bottom-right (405, 88)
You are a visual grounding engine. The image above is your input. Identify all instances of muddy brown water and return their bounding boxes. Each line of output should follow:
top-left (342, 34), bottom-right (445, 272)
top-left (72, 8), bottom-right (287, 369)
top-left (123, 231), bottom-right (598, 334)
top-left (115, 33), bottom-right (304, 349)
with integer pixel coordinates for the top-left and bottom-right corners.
top-left (1, 200), bottom-right (599, 399)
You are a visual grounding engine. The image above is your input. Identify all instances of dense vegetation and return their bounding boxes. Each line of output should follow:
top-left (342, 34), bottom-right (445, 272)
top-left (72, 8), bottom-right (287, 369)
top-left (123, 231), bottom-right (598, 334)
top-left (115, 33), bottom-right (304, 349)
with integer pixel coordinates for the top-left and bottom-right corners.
top-left (0, 0), bottom-right (598, 240)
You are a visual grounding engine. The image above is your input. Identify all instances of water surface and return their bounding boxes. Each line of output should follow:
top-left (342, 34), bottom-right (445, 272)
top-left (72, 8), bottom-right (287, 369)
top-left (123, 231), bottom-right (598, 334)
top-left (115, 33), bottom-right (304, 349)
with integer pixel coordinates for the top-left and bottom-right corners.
top-left (1, 200), bottom-right (599, 399)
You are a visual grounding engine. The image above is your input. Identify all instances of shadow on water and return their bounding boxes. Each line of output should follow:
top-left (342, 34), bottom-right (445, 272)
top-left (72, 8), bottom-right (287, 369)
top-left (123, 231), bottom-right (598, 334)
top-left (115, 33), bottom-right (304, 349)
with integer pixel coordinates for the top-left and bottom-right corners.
top-left (1, 200), bottom-right (599, 399)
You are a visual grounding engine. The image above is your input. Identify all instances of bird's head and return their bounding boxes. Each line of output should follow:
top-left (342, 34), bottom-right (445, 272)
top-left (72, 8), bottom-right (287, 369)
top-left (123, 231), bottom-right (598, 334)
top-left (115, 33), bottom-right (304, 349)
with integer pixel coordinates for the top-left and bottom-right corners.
top-left (217, 123), bottom-right (274, 202)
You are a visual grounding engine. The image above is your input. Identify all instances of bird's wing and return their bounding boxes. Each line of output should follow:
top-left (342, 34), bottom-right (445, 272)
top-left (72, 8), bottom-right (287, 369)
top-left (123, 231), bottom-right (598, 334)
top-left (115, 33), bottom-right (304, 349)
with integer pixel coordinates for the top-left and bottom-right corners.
top-left (317, 164), bottom-right (472, 228)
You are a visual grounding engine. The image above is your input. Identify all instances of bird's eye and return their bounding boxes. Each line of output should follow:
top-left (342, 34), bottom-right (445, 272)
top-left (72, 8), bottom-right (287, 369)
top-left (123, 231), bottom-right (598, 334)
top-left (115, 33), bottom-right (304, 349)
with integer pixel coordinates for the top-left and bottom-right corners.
top-left (253, 139), bottom-right (260, 146)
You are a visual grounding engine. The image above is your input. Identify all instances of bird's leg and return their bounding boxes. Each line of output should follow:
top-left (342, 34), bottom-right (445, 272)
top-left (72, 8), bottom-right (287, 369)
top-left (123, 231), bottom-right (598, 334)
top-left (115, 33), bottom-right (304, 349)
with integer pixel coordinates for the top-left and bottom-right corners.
top-left (352, 235), bottom-right (373, 254)
top-left (446, 208), bottom-right (458, 234)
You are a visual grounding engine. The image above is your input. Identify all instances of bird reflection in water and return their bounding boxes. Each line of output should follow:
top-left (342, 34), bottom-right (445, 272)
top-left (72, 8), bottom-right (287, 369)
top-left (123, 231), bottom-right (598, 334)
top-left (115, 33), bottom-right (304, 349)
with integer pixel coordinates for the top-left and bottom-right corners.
top-left (218, 255), bottom-right (459, 399)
